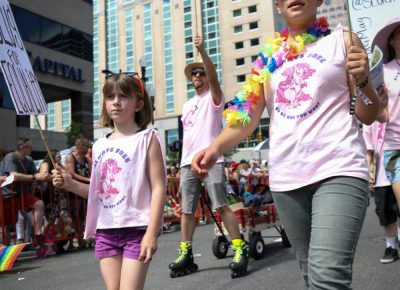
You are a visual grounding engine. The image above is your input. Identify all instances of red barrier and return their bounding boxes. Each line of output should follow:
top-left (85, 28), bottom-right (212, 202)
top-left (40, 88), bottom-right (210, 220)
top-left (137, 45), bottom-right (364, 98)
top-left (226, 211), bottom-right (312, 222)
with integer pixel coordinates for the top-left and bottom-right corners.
top-left (1, 180), bottom-right (86, 250)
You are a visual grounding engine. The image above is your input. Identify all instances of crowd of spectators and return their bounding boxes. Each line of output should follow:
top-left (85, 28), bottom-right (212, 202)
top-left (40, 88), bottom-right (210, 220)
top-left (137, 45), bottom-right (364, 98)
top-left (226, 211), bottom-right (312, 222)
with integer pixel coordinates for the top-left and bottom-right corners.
top-left (0, 137), bottom-right (93, 249)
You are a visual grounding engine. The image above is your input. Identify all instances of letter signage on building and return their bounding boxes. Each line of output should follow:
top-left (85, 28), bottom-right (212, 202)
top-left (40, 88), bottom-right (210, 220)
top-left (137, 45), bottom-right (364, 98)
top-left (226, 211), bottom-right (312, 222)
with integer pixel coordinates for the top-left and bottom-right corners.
top-left (0, 0), bottom-right (47, 115)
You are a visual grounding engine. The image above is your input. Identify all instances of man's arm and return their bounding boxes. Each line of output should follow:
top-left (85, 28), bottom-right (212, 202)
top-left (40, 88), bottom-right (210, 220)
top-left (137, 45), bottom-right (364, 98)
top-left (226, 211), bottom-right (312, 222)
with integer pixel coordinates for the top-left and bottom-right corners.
top-left (65, 154), bottom-right (90, 183)
top-left (195, 35), bottom-right (223, 105)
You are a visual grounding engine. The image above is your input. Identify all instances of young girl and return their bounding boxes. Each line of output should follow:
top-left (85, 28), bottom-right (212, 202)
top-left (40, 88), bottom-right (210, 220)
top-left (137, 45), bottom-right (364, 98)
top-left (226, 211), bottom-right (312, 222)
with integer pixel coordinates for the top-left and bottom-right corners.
top-left (192, 1), bottom-right (383, 289)
top-left (52, 73), bottom-right (166, 290)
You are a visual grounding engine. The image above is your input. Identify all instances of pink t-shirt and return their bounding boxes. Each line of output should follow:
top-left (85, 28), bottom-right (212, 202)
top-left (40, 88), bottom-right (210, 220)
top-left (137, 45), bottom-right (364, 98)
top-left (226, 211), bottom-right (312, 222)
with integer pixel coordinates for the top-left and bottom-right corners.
top-left (84, 128), bottom-right (166, 239)
top-left (363, 122), bottom-right (390, 187)
top-left (266, 29), bottom-right (369, 192)
top-left (180, 90), bottom-right (225, 167)
top-left (383, 59), bottom-right (400, 150)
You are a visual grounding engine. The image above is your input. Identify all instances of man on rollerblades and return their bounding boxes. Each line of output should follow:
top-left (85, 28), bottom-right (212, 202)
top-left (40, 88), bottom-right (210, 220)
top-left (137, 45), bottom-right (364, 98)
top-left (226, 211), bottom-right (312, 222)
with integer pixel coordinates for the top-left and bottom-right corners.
top-left (169, 35), bottom-right (248, 278)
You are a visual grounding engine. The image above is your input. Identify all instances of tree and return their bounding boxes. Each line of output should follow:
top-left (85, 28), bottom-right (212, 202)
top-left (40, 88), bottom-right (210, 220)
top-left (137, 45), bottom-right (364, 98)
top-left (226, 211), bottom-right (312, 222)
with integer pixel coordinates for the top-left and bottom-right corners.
top-left (65, 121), bottom-right (83, 147)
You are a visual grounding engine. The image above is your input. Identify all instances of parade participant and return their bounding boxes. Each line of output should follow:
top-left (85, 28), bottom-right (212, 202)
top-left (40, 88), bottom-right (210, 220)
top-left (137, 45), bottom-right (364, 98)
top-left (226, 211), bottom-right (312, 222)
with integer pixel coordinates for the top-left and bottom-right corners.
top-left (52, 72), bottom-right (166, 290)
top-left (192, 1), bottom-right (383, 288)
top-left (372, 18), bottom-right (400, 241)
top-left (363, 121), bottom-right (399, 263)
top-left (169, 35), bottom-right (248, 279)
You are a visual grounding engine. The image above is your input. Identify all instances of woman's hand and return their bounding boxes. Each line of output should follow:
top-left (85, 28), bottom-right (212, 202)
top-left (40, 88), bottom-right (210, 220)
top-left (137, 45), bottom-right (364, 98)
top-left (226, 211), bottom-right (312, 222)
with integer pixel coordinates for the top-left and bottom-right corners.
top-left (139, 233), bottom-right (158, 264)
top-left (346, 45), bottom-right (369, 85)
top-left (51, 165), bottom-right (72, 190)
top-left (191, 146), bottom-right (220, 178)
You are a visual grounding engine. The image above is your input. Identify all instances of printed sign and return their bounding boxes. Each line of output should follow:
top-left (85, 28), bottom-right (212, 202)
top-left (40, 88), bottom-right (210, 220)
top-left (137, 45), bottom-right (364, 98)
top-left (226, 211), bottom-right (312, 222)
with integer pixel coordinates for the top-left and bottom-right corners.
top-left (347, 0), bottom-right (400, 58)
top-left (1, 174), bottom-right (14, 187)
top-left (0, 0), bottom-right (47, 115)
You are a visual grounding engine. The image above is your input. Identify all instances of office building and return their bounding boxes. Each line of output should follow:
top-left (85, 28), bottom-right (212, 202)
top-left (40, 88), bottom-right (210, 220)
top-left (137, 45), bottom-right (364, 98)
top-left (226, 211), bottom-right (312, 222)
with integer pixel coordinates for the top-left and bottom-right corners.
top-left (0, 0), bottom-right (93, 158)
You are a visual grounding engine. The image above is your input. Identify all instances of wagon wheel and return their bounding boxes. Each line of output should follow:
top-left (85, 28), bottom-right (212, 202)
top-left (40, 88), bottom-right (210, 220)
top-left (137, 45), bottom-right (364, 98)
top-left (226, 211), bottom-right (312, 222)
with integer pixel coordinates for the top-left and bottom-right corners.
top-left (249, 235), bottom-right (265, 260)
top-left (212, 236), bottom-right (229, 259)
top-left (281, 228), bottom-right (291, 248)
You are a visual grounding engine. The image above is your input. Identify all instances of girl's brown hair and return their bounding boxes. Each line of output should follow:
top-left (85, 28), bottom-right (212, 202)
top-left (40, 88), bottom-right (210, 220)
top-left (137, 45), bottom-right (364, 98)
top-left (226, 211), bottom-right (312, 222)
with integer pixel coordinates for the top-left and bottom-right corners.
top-left (100, 73), bottom-right (153, 129)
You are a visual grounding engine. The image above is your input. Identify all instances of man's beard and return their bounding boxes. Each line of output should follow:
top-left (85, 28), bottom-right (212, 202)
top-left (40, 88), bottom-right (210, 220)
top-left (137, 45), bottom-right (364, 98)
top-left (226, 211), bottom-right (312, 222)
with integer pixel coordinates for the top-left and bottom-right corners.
top-left (194, 81), bottom-right (204, 89)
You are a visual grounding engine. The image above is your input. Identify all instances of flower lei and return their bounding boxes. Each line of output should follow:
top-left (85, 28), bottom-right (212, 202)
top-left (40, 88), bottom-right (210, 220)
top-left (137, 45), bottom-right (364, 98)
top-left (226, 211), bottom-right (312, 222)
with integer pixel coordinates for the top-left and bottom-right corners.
top-left (223, 17), bottom-right (330, 127)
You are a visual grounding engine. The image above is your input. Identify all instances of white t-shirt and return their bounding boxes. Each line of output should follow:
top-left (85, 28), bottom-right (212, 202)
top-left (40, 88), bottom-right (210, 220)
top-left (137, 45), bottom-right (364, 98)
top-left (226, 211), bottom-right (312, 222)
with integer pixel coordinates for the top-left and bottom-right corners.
top-left (84, 128), bottom-right (165, 239)
top-left (180, 90), bottom-right (225, 167)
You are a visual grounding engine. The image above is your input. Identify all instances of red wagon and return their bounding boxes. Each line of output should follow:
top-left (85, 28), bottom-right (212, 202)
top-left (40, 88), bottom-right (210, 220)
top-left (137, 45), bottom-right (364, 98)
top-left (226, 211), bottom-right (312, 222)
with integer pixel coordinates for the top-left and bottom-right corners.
top-left (211, 202), bottom-right (291, 260)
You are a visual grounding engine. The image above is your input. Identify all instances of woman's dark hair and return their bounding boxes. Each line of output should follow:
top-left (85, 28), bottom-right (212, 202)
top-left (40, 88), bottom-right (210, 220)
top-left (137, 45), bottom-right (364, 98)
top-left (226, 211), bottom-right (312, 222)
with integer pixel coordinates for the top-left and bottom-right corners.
top-left (387, 26), bottom-right (400, 63)
top-left (100, 74), bottom-right (153, 129)
top-left (42, 150), bottom-right (58, 172)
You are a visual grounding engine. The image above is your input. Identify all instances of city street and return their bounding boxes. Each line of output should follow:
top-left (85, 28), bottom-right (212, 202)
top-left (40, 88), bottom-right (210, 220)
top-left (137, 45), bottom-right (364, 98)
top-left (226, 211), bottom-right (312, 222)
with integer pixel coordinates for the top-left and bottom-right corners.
top-left (1, 200), bottom-right (400, 290)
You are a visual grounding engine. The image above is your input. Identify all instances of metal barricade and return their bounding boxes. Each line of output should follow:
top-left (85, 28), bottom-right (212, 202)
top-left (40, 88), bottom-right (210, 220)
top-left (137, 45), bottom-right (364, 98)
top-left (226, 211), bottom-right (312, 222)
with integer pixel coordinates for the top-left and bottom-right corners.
top-left (0, 180), bottom-right (86, 249)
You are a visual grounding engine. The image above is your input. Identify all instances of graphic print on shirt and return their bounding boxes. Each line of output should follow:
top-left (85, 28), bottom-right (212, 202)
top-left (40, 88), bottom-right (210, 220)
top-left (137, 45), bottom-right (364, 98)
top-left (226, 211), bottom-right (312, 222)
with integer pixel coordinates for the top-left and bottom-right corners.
top-left (94, 146), bottom-right (133, 209)
top-left (377, 122), bottom-right (386, 142)
top-left (97, 158), bottom-right (121, 200)
top-left (276, 62), bottom-right (315, 109)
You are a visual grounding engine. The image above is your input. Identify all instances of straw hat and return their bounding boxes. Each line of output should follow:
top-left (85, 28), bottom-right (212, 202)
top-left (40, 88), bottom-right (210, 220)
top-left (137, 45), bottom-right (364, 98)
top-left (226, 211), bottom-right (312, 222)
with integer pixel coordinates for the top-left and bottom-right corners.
top-left (184, 61), bottom-right (204, 80)
top-left (372, 17), bottom-right (400, 64)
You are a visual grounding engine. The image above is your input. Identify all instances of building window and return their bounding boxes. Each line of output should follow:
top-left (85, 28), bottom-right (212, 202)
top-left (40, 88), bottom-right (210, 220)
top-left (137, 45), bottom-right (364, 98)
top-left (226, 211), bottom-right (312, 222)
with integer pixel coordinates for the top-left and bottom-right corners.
top-left (237, 74), bottom-right (246, 83)
top-left (208, 32), bottom-right (216, 38)
top-left (61, 100), bottom-right (71, 130)
top-left (11, 5), bottom-right (93, 61)
top-left (250, 38), bottom-right (259, 46)
top-left (46, 103), bottom-right (55, 131)
top-left (235, 41), bottom-right (244, 49)
top-left (251, 55), bottom-right (258, 62)
top-left (248, 5), bottom-right (257, 13)
top-left (209, 48), bottom-right (217, 55)
top-left (166, 129), bottom-right (179, 153)
top-left (234, 25), bottom-right (243, 34)
top-left (249, 21), bottom-right (258, 30)
top-left (207, 2), bottom-right (214, 8)
top-left (233, 9), bottom-right (241, 17)
top-left (236, 58), bottom-right (245, 66)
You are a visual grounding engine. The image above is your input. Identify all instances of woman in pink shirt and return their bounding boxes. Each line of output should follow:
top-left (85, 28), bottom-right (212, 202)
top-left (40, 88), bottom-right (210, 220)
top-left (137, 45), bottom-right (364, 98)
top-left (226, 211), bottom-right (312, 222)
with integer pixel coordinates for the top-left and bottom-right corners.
top-left (52, 73), bottom-right (166, 290)
top-left (193, 1), bottom-right (383, 289)
top-left (372, 18), bottom-right (400, 244)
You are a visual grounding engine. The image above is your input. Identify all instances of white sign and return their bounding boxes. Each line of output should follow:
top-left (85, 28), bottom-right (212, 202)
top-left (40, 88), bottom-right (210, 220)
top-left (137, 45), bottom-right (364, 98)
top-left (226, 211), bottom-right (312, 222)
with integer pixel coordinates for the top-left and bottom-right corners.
top-left (347, 0), bottom-right (400, 58)
top-left (1, 174), bottom-right (14, 187)
top-left (0, 0), bottom-right (47, 115)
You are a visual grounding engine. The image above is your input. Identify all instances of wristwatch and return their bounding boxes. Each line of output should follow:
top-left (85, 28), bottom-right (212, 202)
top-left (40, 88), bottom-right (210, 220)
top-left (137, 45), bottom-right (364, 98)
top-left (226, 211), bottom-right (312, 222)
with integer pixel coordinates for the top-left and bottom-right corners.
top-left (31, 174), bottom-right (35, 180)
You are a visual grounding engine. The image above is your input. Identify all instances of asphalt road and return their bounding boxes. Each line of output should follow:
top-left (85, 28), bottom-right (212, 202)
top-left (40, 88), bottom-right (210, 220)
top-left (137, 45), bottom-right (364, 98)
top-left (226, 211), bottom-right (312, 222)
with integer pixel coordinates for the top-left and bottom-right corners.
top-left (1, 199), bottom-right (399, 290)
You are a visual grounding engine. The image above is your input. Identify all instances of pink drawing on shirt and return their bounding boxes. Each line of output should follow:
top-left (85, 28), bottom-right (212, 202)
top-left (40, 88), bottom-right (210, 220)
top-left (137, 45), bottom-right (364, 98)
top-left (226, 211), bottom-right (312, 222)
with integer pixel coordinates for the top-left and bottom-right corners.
top-left (98, 158), bottom-right (122, 199)
top-left (377, 122), bottom-right (385, 142)
top-left (276, 63), bottom-right (316, 109)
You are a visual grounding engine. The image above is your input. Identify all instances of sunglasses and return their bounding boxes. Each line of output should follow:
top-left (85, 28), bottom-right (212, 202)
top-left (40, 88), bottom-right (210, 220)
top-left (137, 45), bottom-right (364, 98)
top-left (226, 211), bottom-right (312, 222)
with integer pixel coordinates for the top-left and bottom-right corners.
top-left (105, 72), bottom-right (145, 97)
top-left (192, 70), bottom-right (206, 77)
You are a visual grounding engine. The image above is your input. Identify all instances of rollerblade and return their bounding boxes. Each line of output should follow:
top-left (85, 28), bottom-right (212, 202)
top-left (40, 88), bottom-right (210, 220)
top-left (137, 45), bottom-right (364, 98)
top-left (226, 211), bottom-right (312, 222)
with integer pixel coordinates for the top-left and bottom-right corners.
top-left (169, 242), bottom-right (198, 278)
top-left (229, 239), bottom-right (249, 279)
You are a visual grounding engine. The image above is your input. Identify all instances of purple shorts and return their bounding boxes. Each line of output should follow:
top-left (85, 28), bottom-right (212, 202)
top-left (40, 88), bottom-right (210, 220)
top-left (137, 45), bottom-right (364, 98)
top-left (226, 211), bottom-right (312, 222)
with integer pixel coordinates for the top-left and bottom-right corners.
top-left (95, 227), bottom-right (146, 260)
